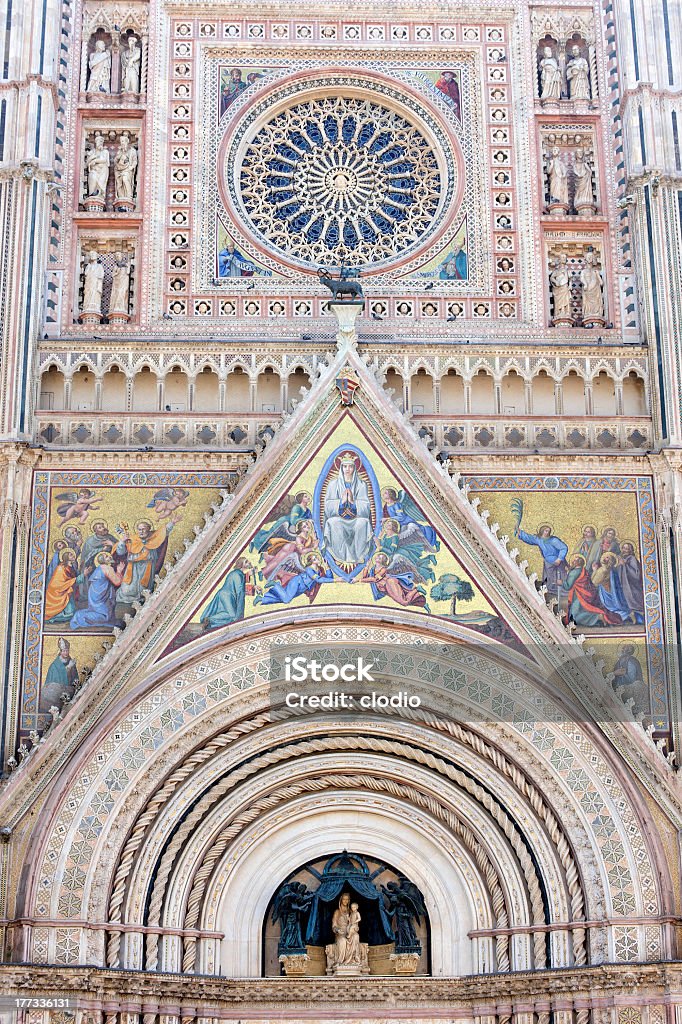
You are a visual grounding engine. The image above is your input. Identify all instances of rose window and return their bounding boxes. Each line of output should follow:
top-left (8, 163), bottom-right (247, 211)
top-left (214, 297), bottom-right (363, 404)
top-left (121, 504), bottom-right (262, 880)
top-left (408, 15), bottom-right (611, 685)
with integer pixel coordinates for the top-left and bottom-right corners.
top-left (236, 95), bottom-right (444, 267)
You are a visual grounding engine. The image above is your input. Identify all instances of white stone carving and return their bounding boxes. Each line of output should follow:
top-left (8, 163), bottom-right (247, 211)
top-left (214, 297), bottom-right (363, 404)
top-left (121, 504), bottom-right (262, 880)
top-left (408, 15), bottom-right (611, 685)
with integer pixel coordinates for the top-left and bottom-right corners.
top-left (81, 250), bottom-right (104, 321)
top-left (113, 132), bottom-right (138, 211)
top-left (121, 36), bottom-right (141, 94)
top-left (539, 47), bottom-right (562, 101)
top-left (550, 253), bottom-right (573, 325)
top-left (87, 39), bottom-right (111, 93)
top-left (566, 45), bottom-right (591, 100)
top-left (547, 147), bottom-right (569, 211)
top-left (573, 147), bottom-right (596, 213)
top-left (580, 251), bottom-right (604, 326)
top-left (109, 252), bottom-right (131, 322)
top-left (85, 133), bottom-right (110, 210)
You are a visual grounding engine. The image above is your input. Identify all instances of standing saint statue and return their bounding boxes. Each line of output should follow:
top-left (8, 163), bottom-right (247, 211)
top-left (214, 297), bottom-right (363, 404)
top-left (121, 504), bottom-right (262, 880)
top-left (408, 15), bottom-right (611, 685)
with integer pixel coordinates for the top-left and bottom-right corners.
top-left (87, 39), bottom-right (111, 93)
top-left (573, 147), bottom-right (595, 212)
top-left (566, 45), bottom-right (591, 100)
top-left (86, 134), bottom-right (110, 204)
top-left (82, 251), bottom-right (104, 314)
top-left (550, 253), bottom-right (572, 323)
top-left (547, 147), bottom-right (569, 208)
top-left (580, 251), bottom-right (604, 324)
top-left (121, 36), bottom-right (141, 94)
top-left (539, 46), bottom-right (562, 101)
top-left (109, 253), bottom-right (131, 314)
top-left (113, 133), bottom-right (138, 208)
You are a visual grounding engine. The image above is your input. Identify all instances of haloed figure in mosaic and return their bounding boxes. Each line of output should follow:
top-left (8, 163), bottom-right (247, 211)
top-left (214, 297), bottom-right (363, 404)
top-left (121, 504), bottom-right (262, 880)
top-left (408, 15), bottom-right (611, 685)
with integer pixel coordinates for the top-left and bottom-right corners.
top-left (115, 516), bottom-right (180, 605)
top-left (322, 453), bottom-right (374, 569)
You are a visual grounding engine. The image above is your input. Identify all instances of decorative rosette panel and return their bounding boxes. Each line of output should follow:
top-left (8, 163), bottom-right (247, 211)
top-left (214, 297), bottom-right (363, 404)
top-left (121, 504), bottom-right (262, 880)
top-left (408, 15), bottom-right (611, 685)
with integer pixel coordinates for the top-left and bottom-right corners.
top-left (228, 88), bottom-right (454, 272)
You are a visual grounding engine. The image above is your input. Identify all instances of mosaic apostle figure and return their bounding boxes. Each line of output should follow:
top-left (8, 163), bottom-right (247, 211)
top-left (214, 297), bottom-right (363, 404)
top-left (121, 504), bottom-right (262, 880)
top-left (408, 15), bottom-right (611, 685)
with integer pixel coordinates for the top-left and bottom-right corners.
top-left (115, 517), bottom-right (178, 604)
top-left (87, 39), bottom-right (111, 93)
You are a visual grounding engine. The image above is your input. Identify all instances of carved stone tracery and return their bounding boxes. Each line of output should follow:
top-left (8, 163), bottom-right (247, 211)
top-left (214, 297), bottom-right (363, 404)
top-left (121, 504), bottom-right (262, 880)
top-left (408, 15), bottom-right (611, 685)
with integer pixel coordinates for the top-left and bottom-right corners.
top-left (238, 94), bottom-right (446, 267)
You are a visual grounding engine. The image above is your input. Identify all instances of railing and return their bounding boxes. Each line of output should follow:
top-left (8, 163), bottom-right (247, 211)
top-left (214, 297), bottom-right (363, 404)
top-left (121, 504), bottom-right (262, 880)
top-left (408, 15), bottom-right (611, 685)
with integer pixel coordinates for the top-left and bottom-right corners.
top-left (33, 411), bottom-right (654, 451)
top-left (410, 414), bottom-right (653, 451)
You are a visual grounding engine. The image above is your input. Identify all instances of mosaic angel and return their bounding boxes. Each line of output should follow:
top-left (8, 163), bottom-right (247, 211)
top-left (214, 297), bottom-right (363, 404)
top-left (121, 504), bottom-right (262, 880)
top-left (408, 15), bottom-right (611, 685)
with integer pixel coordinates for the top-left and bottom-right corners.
top-left (350, 552), bottom-right (429, 611)
top-left (250, 491), bottom-right (312, 556)
top-left (254, 550), bottom-right (334, 606)
top-left (55, 488), bottom-right (102, 525)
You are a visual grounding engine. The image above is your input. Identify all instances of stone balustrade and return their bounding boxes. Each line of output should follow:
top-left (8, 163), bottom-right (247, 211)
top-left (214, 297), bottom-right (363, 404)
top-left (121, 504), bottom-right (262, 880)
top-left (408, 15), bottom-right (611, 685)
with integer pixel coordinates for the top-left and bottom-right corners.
top-left (33, 412), bottom-right (653, 452)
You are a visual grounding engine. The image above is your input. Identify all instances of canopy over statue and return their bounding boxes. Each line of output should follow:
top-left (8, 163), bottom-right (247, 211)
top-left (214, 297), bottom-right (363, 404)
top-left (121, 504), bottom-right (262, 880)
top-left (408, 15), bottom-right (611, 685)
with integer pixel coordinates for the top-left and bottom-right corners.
top-left (305, 851), bottom-right (394, 946)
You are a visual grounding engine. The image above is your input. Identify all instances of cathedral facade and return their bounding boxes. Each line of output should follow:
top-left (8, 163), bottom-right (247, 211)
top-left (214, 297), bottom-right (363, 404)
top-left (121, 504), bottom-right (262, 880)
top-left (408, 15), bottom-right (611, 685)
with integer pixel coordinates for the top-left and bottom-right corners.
top-left (1, 0), bottom-right (682, 1021)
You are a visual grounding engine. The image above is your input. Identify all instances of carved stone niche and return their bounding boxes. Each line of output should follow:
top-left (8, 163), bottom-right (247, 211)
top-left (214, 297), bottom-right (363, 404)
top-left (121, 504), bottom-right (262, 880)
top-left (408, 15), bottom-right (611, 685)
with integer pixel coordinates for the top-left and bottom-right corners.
top-left (81, 126), bottom-right (141, 213)
top-left (542, 130), bottom-right (597, 216)
top-left (81, 3), bottom-right (148, 99)
top-left (546, 238), bottom-right (606, 329)
top-left (77, 237), bottom-right (137, 325)
top-left (531, 11), bottom-right (598, 103)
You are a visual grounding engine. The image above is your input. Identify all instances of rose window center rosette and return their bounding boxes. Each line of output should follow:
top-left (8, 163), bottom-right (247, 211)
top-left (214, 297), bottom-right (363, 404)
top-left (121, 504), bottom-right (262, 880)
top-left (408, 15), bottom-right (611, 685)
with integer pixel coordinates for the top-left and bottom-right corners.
top-left (230, 92), bottom-right (451, 269)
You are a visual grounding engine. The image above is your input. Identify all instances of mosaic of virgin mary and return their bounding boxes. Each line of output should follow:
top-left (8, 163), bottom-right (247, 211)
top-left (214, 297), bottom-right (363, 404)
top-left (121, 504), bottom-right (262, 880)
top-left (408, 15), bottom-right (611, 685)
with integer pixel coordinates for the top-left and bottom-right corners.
top-left (314, 446), bottom-right (381, 579)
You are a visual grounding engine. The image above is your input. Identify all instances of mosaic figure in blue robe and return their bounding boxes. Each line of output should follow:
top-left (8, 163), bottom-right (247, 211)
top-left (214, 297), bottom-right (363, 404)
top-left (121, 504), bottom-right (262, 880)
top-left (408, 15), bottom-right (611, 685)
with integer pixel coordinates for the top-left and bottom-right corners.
top-left (70, 553), bottom-right (123, 630)
top-left (254, 552), bottom-right (333, 606)
top-left (218, 242), bottom-right (257, 278)
top-left (516, 524), bottom-right (568, 590)
top-left (200, 559), bottom-right (251, 629)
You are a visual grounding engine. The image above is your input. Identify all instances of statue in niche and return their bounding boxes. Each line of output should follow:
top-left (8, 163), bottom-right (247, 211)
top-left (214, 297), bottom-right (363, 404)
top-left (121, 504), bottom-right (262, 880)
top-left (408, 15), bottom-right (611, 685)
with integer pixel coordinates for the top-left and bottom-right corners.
top-left (271, 881), bottom-right (314, 953)
top-left (87, 39), bottom-right (111, 93)
top-left (85, 134), bottom-right (109, 203)
top-left (121, 36), bottom-right (141, 94)
top-left (326, 893), bottom-right (367, 970)
top-left (82, 251), bottom-right (104, 313)
top-left (550, 253), bottom-right (573, 323)
top-left (113, 132), bottom-right (138, 208)
top-left (547, 147), bottom-right (569, 209)
top-left (573, 147), bottom-right (595, 212)
top-left (539, 46), bottom-right (562, 101)
top-left (580, 251), bottom-right (604, 325)
top-left (381, 878), bottom-right (426, 952)
top-left (566, 45), bottom-right (591, 100)
top-left (109, 252), bottom-right (131, 314)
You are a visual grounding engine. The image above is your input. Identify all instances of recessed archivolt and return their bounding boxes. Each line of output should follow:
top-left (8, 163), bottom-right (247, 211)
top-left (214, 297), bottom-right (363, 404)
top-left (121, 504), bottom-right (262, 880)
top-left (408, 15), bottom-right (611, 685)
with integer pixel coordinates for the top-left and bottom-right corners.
top-left (100, 714), bottom-right (591, 974)
top-left (127, 738), bottom-right (572, 969)
top-left (201, 795), bottom-right (490, 976)
top-left (167, 767), bottom-right (519, 975)
top-left (30, 630), bottom-right (664, 970)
